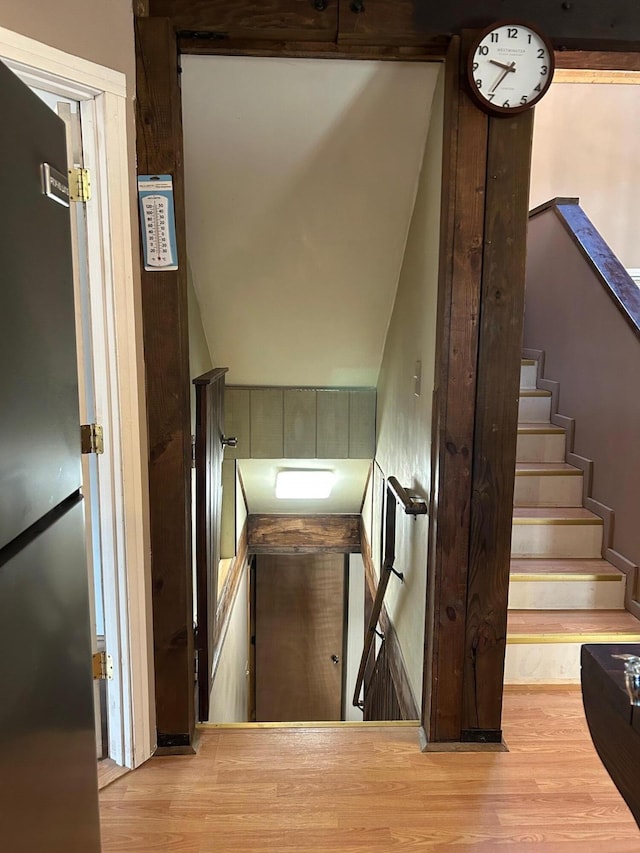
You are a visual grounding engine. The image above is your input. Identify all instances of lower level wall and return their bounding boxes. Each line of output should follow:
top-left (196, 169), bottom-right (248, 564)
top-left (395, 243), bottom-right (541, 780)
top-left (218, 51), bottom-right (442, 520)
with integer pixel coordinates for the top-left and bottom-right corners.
top-left (208, 565), bottom-right (249, 723)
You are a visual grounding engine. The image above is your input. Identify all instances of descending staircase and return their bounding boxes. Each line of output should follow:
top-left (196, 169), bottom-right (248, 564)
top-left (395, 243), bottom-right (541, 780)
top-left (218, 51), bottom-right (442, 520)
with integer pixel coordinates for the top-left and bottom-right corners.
top-left (504, 358), bottom-right (640, 683)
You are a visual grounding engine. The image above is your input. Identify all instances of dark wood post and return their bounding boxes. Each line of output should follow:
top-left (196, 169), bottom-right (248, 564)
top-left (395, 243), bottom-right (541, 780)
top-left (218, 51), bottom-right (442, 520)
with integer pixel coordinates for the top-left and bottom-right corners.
top-left (135, 16), bottom-right (195, 749)
top-left (422, 34), bottom-right (533, 745)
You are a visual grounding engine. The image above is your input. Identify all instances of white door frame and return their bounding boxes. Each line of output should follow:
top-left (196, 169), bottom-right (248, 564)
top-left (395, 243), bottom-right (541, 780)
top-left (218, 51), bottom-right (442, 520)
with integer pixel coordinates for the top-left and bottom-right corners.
top-left (0, 26), bottom-right (154, 769)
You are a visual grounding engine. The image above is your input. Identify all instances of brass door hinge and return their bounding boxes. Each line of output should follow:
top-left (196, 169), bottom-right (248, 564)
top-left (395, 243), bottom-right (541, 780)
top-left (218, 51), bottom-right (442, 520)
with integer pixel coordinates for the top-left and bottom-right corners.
top-left (81, 423), bottom-right (104, 454)
top-left (69, 166), bottom-right (91, 203)
top-left (92, 651), bottom-right (114, 680)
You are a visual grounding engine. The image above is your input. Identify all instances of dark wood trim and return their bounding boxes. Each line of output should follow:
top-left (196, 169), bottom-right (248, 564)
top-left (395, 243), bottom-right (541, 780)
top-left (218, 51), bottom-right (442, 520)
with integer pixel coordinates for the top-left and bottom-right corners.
top-left (555, 51), bottom-right (640, 71)
top-left (422, 34), bottom-right (487, 743)
top-left (538, 200), bottom-right (640, 340)
top-left (247, 514), bottom-right (361, 553)
top-left (135, 16), bottom-right (194, 745)
top-left (150, 0), bottom-right (338, 42)
top-left (462, 105), bottom-right (534, 737)
top-left (179, 37), bottom-right (446, 61)
top-left (211, 522), bottom-right (249, 682)
top-left (194, 366), bottom-right (228, 721)
top-left (361, 529), bottom-right (420, 721)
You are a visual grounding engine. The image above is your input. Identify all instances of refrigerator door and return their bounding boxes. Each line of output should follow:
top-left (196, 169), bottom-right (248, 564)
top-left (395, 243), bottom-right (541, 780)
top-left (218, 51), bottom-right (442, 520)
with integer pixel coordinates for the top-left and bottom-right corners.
top-left (0, 497), bottom-right (101, 852)
top-left (0, 60), bottom-right (82, 550)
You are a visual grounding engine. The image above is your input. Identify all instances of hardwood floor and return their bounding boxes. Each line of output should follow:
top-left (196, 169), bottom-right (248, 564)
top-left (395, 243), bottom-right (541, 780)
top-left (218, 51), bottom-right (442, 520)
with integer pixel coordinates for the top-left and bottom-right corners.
top-left (99, 688), bottom-right (639, 851)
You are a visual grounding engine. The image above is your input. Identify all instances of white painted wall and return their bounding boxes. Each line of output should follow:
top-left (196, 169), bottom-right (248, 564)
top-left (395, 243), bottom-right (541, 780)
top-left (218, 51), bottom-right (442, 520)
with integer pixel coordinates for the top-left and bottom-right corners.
top-left (530, 81), bottom-right (640, 268)
top-left (345, 554), bottom-right (365, 721)
top-left (373, 66), bottom-right (444, 704)
top-left (181, 56), bottom-right (440, 387)
top-left (208, 565), bottom-right (250, 722)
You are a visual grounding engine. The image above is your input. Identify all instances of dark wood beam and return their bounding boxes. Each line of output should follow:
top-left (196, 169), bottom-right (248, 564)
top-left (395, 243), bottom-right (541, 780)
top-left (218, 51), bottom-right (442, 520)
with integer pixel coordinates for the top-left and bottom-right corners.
top-left (422, 35), bottom-right (487, 744)
top-left (555, 51), bottom-right (640, 71)
top-left (337, 0), bottom-right (448, 47)
top-left (135, 17), bottom-right (194, 749)
top-left (461, 108), bottom-right (533, 742)
top-left (179, 36), bottom-right (446, 61)
top-left (149, 0), bottom-right (337, 42)
top-left (247, 514), bottom-right (361, 553)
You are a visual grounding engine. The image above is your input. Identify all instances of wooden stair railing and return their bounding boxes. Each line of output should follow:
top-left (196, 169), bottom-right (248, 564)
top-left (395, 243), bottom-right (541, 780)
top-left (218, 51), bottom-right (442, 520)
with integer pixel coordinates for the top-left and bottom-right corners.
top-left (353, 476), bottom-right (427, 711)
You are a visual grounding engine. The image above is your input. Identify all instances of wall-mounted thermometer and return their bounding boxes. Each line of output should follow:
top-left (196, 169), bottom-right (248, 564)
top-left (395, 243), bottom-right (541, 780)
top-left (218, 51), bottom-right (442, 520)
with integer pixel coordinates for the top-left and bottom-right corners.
top-left (137, 175), bottom-right (178, 271)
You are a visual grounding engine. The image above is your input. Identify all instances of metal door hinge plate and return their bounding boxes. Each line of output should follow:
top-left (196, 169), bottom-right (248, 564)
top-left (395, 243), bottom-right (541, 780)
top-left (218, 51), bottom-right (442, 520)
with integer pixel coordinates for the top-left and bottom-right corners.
top-left (69, 166), bottom-right (91, 202)
top-left (81, 423), bottom-right (104, 455)
top-left (92, 651), bottom-right (114, 680)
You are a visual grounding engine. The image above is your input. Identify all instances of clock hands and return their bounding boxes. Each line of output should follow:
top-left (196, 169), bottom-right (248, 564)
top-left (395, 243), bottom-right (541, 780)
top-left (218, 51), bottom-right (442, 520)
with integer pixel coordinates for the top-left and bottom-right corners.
top-left (489, 59), bottom-right (516, 93)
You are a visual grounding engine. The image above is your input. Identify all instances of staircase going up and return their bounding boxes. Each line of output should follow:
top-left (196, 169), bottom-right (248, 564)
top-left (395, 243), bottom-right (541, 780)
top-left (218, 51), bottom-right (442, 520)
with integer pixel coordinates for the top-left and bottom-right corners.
top-left (504, 358), bottom-right (640, 683)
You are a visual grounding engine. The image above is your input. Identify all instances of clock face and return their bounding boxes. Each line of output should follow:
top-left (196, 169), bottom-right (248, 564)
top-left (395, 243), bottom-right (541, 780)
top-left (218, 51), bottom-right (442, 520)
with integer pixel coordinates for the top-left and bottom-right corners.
top-left (468, 23), bottom-right (554, 114)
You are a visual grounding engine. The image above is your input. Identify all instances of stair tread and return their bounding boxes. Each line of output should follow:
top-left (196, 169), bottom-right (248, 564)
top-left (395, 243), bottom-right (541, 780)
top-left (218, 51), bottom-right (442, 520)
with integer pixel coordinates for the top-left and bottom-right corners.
top-left (508, 609), bottom-right (640, 637)
top-left (510, 558), bottom-right (622, 579)
top-left (513, 506), bottom-right (602, 523)
top-left (519, 389), bottom-right (551, 397)
top-left (515, 462), bottom-right (581, 475)
top-left (517, 422), bottom-right (564, 433)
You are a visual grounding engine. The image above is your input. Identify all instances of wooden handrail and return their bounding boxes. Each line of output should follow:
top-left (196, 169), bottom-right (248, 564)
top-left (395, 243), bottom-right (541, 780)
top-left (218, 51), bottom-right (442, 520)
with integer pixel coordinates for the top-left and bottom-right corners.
top-left (529, 198), bottom-right (640, 340)
top-left (352, 478), bottom-right (427, 711)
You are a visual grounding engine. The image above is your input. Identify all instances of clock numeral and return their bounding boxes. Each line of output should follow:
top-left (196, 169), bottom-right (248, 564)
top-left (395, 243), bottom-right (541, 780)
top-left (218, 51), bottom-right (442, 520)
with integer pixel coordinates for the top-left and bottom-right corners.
top-left (540, 65), bottom-right (548, 76)
top-left (507, 27), bottom-right (518, 38)
top-left (537, 48), bottom-right (545, 59)
top-left (490, 32), bottom-right (499, 42)
top-left (520, 95), bottom-right (528, 105)
top-left (475, 78), bottom-right (482, 89)
top-left (479, 45), bottom-right (489, 56)
top-left (534, 83), bottom-right (542, 92)
top-left (473, 62), bottom-right (478, 71)
top-left (502, 99), bottom-right (510, 108)
top-left (487, 93), bottom-right (495, 101)
top-left (528, 33), bottom-right (532, 43)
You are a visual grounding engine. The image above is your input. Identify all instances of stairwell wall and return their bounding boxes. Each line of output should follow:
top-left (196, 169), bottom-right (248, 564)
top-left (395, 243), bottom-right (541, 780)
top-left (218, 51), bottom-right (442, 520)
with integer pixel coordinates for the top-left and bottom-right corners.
top-left (373, 66), bottom-right (443, 703)
top-left (525, 208), bottom-right (640, 576)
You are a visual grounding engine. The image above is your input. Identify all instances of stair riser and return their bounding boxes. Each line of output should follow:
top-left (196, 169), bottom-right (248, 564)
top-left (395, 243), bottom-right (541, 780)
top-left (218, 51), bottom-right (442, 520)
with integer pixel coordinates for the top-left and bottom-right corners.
top-left (508, 579), bottom-right (625, 610)
top-left (513, 474), bottom-right (583, 507)
top-left (518, 395), bottom-right (552, 422)
top-left (511, 523), bottom-right (602, 559)
top-left (520, 362), bottom-right (538, 390)
top-left (516, 432), bottom-right (566, 463)
top-left (504, 643), bottom-right (582, 684)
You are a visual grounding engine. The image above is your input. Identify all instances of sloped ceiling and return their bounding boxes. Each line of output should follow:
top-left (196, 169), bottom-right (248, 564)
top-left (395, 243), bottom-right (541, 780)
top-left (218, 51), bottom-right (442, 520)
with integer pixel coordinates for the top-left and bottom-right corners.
top-left (181, 55), bottom-right (440, 387)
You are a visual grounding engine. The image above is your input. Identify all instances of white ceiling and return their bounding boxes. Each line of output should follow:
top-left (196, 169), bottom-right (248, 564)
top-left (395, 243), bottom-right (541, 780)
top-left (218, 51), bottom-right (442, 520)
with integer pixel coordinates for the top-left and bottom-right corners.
top-left (181, 55), bottom-right (441, 387)
top-left (239, 458), bottom-right (371, 514)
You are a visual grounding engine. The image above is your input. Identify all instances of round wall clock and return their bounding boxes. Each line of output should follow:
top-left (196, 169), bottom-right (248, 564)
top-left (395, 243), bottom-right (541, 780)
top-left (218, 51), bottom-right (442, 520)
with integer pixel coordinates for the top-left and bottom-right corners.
top-left (467, 22), bottom-right (555, 115)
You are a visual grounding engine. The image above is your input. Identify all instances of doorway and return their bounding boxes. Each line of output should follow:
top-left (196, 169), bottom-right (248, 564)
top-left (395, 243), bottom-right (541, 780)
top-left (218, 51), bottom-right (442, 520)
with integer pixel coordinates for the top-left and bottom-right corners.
top-left (0, 27), bottom-right (153, 769)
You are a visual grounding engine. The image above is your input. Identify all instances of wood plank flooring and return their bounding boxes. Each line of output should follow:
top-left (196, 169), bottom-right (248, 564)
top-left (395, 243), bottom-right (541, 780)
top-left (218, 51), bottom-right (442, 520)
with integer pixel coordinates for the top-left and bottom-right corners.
top-left (99, 688), bottom-right (639, 851)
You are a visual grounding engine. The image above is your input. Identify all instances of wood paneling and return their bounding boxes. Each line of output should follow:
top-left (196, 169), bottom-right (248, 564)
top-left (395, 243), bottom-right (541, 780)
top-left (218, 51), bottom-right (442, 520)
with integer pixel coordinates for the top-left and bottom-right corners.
top-left (283, 389), bottom-right (316, 458)
top-left (194, 367), bottom-right (228, 721)
top-left (361, 529), bottom-right (420, 720)
top-left (248, 513), bottom-right (361, 553)
top-left (220, 458), bottom-right (236, 559)
top-left (422, 36), bottom-right (487, 744)
top-left (226, 386), bottom-right (375, 460)
top-left (223, 388), bottom-right (250, 461)
top-left (348, 390), bottom-right (376, 459)
top-left (135, 17), bottom-right (194, 746)
top-left (250, 389), bottom-right (283, 458)
top-left (100, 689), bottom-right (640, 851)
top-left (364, 641), bottom-right (403, 721)
top-left (255, 554), bottom-right (345, 721)
top-left (461, 108), bottom-right (533, 739)
top-left (150, 0), bottom-right (338, 42)
top-left (316, 390), bottom-right (349, 458)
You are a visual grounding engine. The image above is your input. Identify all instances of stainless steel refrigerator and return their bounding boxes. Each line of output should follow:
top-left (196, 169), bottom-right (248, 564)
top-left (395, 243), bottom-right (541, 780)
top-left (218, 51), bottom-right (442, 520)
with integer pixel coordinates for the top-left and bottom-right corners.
top-left (0, 60), bottom-right (101, 851)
